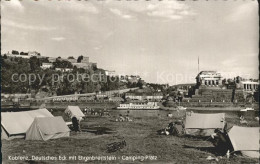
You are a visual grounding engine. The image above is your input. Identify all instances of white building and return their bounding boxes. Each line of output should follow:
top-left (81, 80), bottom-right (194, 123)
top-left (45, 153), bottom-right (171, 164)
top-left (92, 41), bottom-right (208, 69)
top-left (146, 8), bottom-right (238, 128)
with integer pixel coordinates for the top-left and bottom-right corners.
top-left (241, 81), bottom-right (259, 92)
top-left (196, 71), bottom-right (222, 88)
top-left (55, 68), bottom-right (73, 72)
top-left (105, 70), bottom-right (116, 77)
top-left (28, 51), bottom-right (40, 56)
top-left (72, 63), bottom-right (89, 69)
top-left (6, 53), bottom-right (30, 59)
top-left (81, 56), bottom-right (89, 63)
top-left (41, 63), bottom-right (53, 70)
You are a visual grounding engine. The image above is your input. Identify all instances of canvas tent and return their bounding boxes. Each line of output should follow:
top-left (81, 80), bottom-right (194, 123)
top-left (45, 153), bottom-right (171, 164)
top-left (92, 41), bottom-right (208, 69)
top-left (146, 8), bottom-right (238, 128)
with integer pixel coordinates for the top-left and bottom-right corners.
top-left (26, 116), bottom-right (70, 141)
top-left (228, 126), bottom-right (259, 158)
top-left (65, 106), bottom-right (85, 119)
top-left (185, 112), bottom-right (225, 136)
top-left (1, 108), bottom-right (53, 140)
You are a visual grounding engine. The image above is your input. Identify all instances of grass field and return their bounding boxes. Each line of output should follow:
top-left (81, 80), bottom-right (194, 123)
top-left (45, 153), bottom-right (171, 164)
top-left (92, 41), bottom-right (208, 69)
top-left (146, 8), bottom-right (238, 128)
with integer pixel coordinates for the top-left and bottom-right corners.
top-left (2, 109), bottom-right (259, 164)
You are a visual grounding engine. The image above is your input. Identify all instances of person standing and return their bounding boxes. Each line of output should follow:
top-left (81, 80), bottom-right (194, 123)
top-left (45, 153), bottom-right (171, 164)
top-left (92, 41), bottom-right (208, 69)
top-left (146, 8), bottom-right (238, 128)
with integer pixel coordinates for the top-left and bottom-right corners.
top-left (72, 116), bottom-right (80, 132)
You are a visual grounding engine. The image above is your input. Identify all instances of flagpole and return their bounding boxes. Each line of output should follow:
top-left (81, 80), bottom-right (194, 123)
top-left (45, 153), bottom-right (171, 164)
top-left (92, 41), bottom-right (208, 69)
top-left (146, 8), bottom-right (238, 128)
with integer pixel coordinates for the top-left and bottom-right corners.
top-left (198, 56), bottom-right (200, 73)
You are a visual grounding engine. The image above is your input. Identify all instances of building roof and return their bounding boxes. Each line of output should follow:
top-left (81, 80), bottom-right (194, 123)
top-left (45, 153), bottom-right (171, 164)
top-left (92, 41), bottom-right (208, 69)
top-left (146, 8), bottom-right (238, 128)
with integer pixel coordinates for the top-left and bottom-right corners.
top-left (241, 81), bottom-right (259, 85)
top-left (65, 106), bottom-right (85, 118)
top-left (185, 113), bottom-right (225, 129)
top-left (196, 71), bottom-right (221, 79)
top-left (198, 71), bottom-right (218, 74)
top-left (228, 126), bottom-right (259, 151)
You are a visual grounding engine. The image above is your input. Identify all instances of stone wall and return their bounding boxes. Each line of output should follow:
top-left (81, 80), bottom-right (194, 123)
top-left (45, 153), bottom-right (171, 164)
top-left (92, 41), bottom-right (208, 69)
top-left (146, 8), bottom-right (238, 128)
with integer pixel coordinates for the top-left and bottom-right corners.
top-left (190, 89), bottom-right (233, 102)
top-left (233, 89), bottom-right (245, 103)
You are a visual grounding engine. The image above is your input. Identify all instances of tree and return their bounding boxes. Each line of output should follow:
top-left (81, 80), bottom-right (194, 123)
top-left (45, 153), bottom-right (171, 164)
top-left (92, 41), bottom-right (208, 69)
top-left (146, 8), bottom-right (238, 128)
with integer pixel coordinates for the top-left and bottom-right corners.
top-left (29, 56), bottom-right (40, 70)
top-left (77, 55), bottom-right (83, 63)
top-left (68, 56), bottom-right (75, 59)
top-left (53, 59), bottom-right (73, 68)
top-left (12, 50), bottom-right (19, 55)
top-left (3, 54), bottom-right (7, 59)
top-left (137, 79), bottom-right (144, 89)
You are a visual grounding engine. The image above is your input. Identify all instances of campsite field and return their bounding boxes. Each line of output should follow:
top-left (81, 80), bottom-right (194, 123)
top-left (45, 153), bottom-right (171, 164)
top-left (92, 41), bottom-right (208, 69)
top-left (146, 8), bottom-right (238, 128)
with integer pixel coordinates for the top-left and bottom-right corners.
top-left (2, 109), bottom-right (259, 164)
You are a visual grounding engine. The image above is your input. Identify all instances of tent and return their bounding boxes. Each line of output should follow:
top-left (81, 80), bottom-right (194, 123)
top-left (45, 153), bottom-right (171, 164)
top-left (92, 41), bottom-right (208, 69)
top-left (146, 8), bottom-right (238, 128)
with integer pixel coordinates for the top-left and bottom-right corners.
top-left (228, 126), bottom-right (259, 158)
top-left (26, 116), bottom-right (70, 141)
top-left (1, 108), bottom-right (53, 140)
top-left (65, 106), bottom-right (85, 119)
top-left (184, 112), bottom-right (225, 136)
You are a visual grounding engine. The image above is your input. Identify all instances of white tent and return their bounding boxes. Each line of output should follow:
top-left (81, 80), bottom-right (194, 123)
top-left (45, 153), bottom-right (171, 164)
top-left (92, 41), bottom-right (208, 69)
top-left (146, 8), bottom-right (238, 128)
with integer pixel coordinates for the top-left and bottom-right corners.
top-left (1, 108), bottom-right (53, 140)
top-left (65, 106), bottom-right (85, 119)
top-left (185, 112), bottom-right (225, 136)
top-left (26, 116), bottom-right (70, 141)
top-left (228, 126), bottom-right (259, 158)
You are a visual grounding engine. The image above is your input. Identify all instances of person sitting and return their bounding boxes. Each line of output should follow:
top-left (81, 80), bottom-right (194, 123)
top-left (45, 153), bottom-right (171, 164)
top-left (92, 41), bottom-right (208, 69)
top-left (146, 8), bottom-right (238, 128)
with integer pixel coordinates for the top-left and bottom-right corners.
top-left (211, 129), bottom-right (233, 156)
top-left (240, 115), bottom-right (248, 125)
top-left (84, 108), bottom-right (88, 115)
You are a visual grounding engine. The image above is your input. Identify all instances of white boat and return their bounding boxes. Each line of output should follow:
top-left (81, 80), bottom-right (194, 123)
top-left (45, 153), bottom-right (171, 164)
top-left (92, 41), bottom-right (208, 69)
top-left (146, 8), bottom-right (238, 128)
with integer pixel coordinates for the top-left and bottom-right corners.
top-left (117, 102), bottom-right (160, 110)
top-left (245, 107), bottom-right (254, 111)
top-left (240, 107), bottom-right (254, 112)
top-left (177, 106), bottom-right (187, 110)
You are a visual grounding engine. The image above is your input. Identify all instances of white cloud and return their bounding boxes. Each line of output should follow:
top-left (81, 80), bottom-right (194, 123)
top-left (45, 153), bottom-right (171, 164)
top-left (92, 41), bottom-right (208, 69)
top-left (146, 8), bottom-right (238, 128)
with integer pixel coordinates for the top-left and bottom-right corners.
top-left (59, 1), bottom-right (99, 14)
top-left (226, 1), bottom-right (258, 22)
top-left (51, 37), bottom-right (66, 41)
top-left (1, 0), bottom-right (24, 12)
top-left (34, 1), bottom-right (99, 14)
top-left (110, 8), bottom-right (133, 19)
top-left (2, 19), bottom-right (56, 31)
top-left (94, 45), bottom-right (102, 50)
top-left (146, 1), bottom-right (195, 20)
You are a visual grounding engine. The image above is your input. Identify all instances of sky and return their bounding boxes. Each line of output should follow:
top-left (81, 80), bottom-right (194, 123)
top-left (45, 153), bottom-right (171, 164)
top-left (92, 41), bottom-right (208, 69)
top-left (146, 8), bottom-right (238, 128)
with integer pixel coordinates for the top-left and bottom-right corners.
top-left (1, 0), bottom-right (259, 85)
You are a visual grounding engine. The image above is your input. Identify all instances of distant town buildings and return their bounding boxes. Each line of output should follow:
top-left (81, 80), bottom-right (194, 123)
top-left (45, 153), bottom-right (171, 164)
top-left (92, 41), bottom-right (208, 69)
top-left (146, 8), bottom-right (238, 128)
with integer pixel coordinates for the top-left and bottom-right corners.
top-left (3, 51), bottom-right (98, 71)
top-left (172, 83), bottom-right (196, 97)
top-left (71, 56), bottom-right (97, 69)
top-left (4, 50), bottom-right (41, 59)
